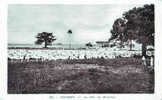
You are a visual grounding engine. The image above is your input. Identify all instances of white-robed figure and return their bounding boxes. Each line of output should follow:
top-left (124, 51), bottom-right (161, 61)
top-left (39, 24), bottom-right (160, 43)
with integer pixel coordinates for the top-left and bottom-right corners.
top-left (150, 56), bottom-right (154, 66)
top-left (142, 56), bottom-right (146, 66)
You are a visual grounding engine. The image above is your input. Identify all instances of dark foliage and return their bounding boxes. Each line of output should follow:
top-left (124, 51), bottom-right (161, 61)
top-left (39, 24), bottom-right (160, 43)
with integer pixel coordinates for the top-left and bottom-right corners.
top-left (35, 32), bottom-right (56, 48)
top-left (85, 42), bottom-right (93, 48)
top-left (109, 4), bottom-right (154, 56)
top-left (67, 29), bottom-right (72, 34)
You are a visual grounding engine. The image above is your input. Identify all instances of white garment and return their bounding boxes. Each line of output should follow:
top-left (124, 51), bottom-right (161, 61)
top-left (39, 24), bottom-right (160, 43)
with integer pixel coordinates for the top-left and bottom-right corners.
top-left (142, 56), bottom-right (146, 65)
top-left (150, 57), bottom-right (153, 66)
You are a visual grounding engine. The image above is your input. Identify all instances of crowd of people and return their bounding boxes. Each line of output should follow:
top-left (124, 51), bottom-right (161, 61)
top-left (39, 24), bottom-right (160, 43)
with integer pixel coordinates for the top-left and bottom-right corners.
top-left (8, 48), bottom-right (142, 61)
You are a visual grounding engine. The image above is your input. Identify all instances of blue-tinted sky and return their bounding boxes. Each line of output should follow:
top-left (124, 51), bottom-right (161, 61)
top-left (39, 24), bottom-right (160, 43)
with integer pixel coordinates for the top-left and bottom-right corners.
top-left (8, 4), bottom-right (142, 44)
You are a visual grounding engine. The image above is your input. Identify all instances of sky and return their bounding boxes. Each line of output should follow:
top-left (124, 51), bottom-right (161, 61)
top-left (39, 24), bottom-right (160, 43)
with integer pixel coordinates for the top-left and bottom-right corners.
top-left (8, 4), bottom-right (143, 44)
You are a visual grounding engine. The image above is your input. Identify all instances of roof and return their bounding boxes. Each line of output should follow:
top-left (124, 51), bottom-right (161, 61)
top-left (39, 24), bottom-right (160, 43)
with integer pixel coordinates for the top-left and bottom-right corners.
top-left (96, 41), bottom-right (109, 44)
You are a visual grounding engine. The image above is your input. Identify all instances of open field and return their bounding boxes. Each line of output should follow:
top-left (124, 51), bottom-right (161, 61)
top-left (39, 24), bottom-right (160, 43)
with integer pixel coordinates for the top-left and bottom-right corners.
top-left (8, 57), bottom-right (154, 93)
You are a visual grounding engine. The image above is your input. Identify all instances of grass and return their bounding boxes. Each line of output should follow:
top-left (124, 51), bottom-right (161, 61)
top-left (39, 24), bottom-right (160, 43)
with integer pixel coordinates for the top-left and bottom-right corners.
top-left (8, 57), bottom-right (154, 94)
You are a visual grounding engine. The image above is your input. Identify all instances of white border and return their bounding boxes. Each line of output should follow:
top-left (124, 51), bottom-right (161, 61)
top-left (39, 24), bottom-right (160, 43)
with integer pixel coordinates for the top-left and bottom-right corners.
top-left (0, 0), bottom-right (162, 100)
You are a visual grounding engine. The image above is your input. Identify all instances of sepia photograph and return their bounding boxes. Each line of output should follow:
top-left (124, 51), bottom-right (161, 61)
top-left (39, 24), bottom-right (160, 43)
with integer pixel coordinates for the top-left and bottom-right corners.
top-left (8, 4), bottom-right (154, 94)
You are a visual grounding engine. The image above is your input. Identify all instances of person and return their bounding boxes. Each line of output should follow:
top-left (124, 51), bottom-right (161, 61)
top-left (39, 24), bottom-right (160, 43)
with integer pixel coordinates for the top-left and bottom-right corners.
top-left (23, 54), bottom-right (26, 61)
top-left (84, 54), bottom-right (87, 59)
top-left (150, 56), bottom-right (154, 66)
top-left (142, 56), bottom-right (146, 66)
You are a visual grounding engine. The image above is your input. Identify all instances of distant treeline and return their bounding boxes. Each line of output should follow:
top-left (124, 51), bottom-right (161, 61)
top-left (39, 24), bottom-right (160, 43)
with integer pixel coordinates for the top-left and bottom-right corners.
top-left (8, 47), bottom-right (87, 50)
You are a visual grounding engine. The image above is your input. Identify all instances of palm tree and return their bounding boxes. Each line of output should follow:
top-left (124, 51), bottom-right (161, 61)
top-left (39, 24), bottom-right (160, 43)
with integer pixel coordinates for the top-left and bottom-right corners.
top-left (67, 29), bottom-right (72, 49)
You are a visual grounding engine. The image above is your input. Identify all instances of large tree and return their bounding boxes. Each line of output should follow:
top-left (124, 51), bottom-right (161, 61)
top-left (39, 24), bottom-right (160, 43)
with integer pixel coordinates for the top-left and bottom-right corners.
top-left (109, 4), bottom-right (154, 56)
top-left (35, 32), bottom-right (56, 48)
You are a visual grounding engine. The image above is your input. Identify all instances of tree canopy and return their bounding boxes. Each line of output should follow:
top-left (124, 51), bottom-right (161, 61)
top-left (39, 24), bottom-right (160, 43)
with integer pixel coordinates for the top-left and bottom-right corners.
top-left (67, 29), bottom-right (72, 34)
top-left (109, 4), bottom-right (154, 56)
top-left (35, 32), bottom-right (56, 48)
top-left (86, 42), bottom-right (93, 48)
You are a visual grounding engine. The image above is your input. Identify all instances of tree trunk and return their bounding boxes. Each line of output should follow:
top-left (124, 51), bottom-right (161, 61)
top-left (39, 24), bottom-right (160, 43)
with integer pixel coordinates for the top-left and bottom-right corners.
top-left (69, 35), bottom-right (71, 49)
top-left (44, 41), bottom-right (48, 48)
top-left (142, 43), bottom-right (147, 57)
top-left (129, 40), bottom-right (133, 51)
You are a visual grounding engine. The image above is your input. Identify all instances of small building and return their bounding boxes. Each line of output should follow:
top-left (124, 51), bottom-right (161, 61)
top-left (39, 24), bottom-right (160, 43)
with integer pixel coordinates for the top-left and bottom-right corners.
top-left (96, 41), bottom-right (109, 47)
